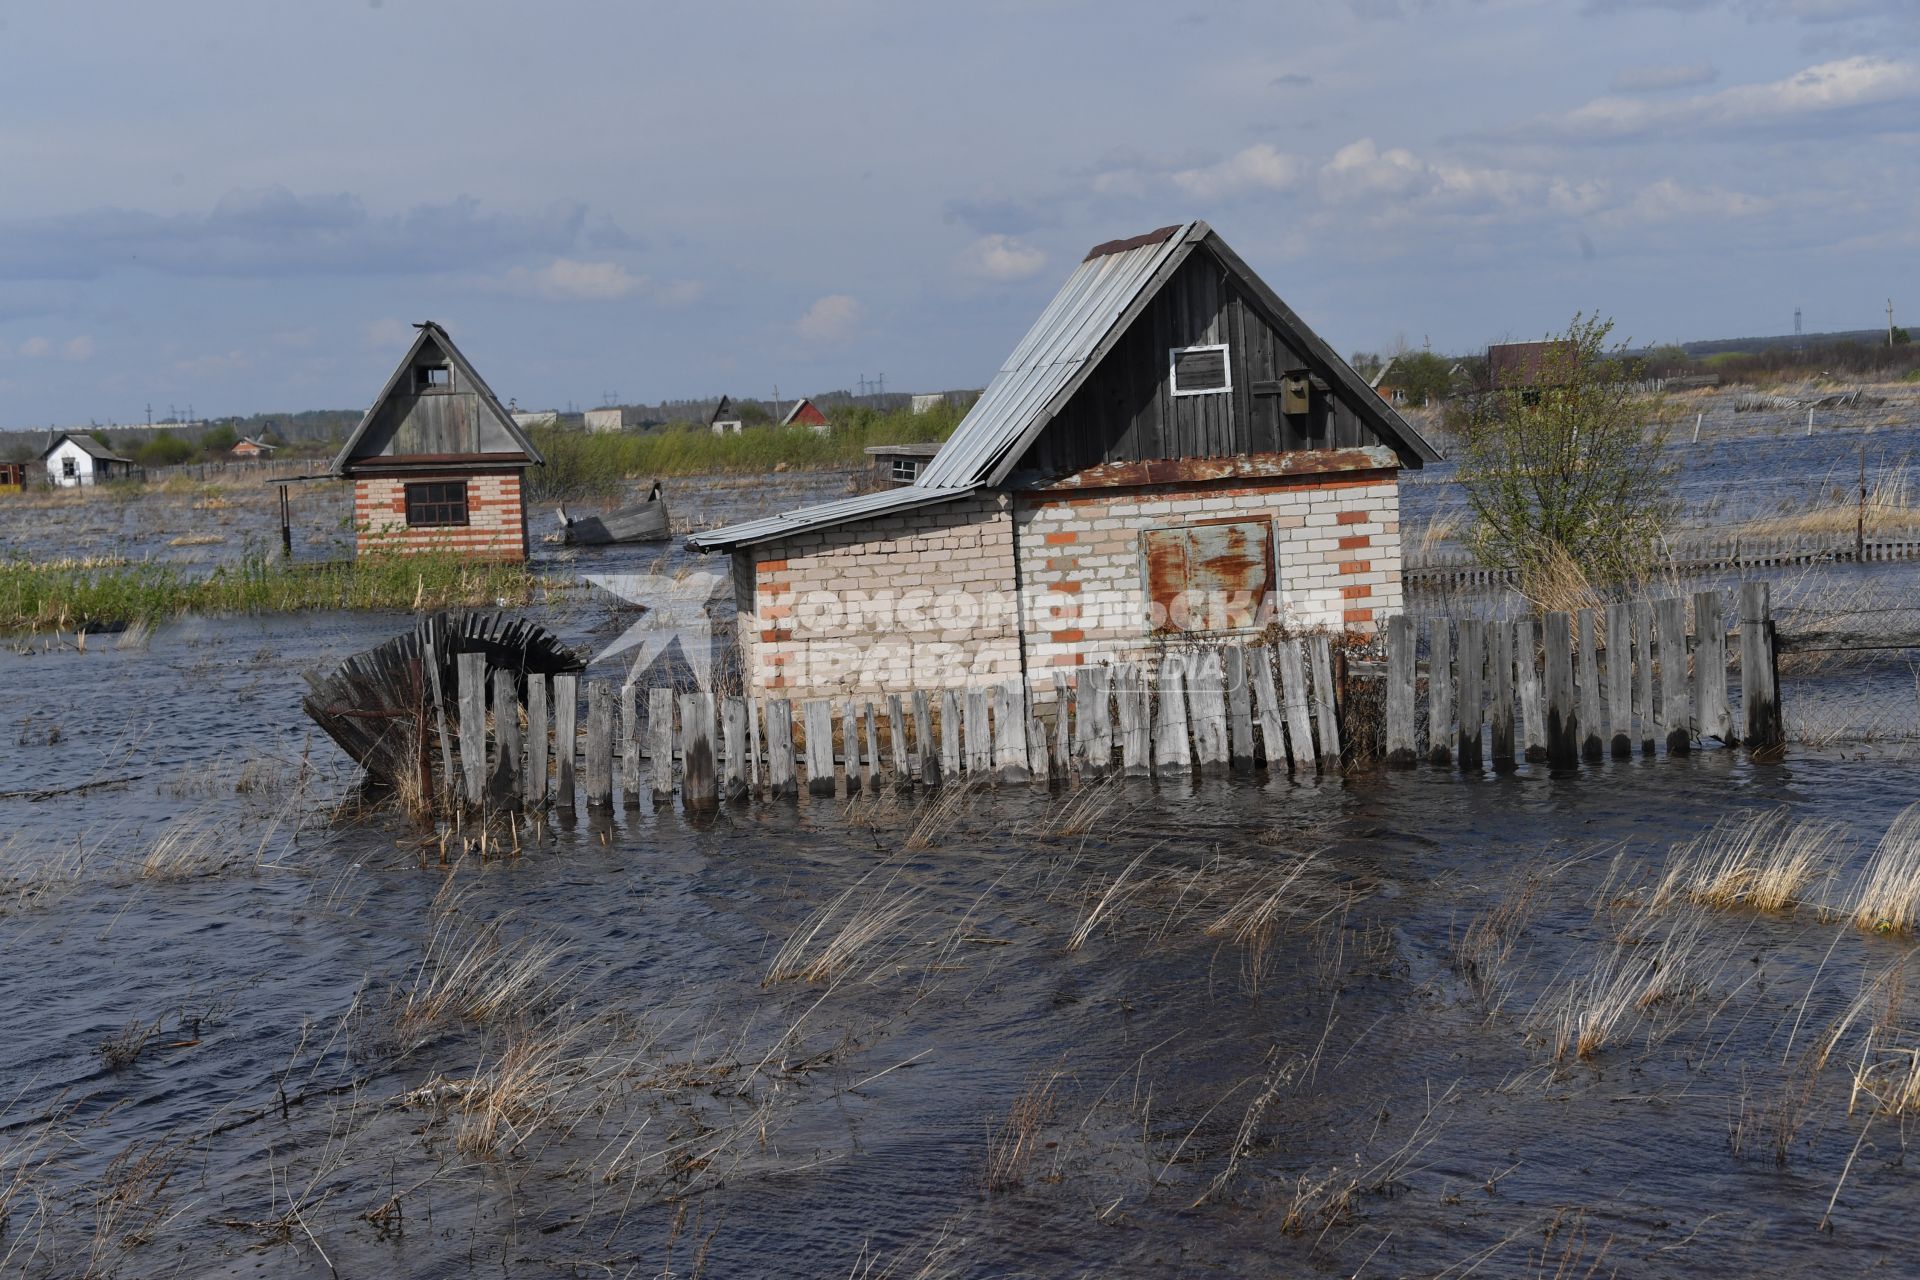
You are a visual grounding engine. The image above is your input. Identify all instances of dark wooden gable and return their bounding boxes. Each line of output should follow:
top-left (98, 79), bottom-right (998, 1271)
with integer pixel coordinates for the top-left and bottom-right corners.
top-left (1011, 248), bottom-right (1391, 482)
top-left (341, 325), bottom-right (535, 468)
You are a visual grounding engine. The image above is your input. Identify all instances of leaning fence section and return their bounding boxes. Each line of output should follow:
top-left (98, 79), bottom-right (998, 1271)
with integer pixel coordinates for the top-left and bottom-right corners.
top-left (438, 635), bottom-right (1349, 815)
top-left (1381, 582), bottom-right (1783, 772)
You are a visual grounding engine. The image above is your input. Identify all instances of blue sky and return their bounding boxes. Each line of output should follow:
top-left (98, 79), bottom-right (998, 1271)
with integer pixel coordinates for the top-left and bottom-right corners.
top-left (0, 0), bottom-right (1914, 426)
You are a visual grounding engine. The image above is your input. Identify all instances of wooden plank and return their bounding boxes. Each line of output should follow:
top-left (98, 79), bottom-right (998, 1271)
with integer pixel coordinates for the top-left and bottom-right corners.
top-left (746, 696), bottom-right (762, 796)
top-left (1577, 609), bottom-right (1604, 764)
top-left (722, 696), bottom-right (749, 802)
top-left (1605, 602), bottom-right (1632, 759)
top-left (1190, 649), bottom-right (1230, 772)
top-left (1276, 640), bottom-right (1315, 775)
top-left (1024, 694), bottom-right (1048, 786)
top-left (1455, 619), bottom-right (1484, 771)
top-left (966, 686), bottom-right (992, 775)
top-left (423, 642), bottom-right (457, 809)
top-left (1384, 615), bottom-right (1417, 766)
top-left (457, 652), bottom-right (487, 807)
top-left (1116, 662), bottom-right (1151, 777)
top-left (1224, 645), bottom-right (1256, 773)
top-left (767, 698), bottom-right (797, 797)
top-left (553, 673), bottom-right (579, 809)
top-left (1085, 666), bottom-right (1113, 777)
top-left (585, 681), bottom-right (613, 808)
top-left (1515, 619), bottom-right (1547, 762)
top-left (621, 684), bottom-right (642, 805)
top-left (1427, 620), bottom-right (1454, 766)
top-left (887, 693), bottom-right (911, 786)
top-left (1153, 653), bottom-right (1191, 776)
top-left (1656, 596), bottom-right (1691, 755)
top-left (864, 699), bottom-right (883, 792)
top-left (1250, 646), bottom-right (1288, 770)
top-left (525, 675), bottom-right (549, 805)
top-left (1309, 635), bottom-right (1341, 771)
top-left (1051, 674), bottom-right (1073, 782)
top-left (913, 690), bottom-right (938, 785)
top-left (649, 688), bottom-right (676, 799)
top-left (1693, 590), bottom-right (1731, 743)
top-left (681, 692), bottom-right (717, 812)
top-left (1739, 582), bottom-right (1782, 750)
top-left (1633, 599), bottom-right (1657, 756)
top-left (490, 669), bottom-right (520, 801)
top-left (843, 700), bottom-right (862, 793)
top-left (994, 680), bottom-right (1032, 784)
top-left (940, 689), bottom-right (962, 781)
top-left (1544, 612), bottom-right (1578, 771)
top-left (1489, 621), bottom-right (1515, 769)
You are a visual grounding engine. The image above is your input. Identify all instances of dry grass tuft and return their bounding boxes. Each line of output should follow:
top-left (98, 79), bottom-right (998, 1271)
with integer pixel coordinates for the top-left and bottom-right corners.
top-left (394, 909), bottom-right (571, 1043)
top-left (983, 1070), bottom-right (1064, 1194)
top-left (1538, 907), bottom-right (1715, 1062)
top-left (1453, 870), bottom-right (1548, 1010)
top-left (1652, 808), bottom-right (1842, 914)
top-left (1519, 545), bottom-right (1606, 617)
top-left (1848, 802), bottom-right (1920, 935)
top-left (767, 865), bottom-right (925, 984)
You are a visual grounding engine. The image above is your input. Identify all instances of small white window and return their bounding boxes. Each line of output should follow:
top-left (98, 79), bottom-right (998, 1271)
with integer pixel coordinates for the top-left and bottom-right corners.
top-left (891, 458), bottom-right (921, 482)
top-left (1170, 344), bottom-right (1231, 396)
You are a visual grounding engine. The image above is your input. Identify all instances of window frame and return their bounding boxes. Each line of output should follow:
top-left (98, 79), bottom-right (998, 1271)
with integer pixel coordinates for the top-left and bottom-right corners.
top-left (404, 480), bottom-right (471, 528)
top-left (414, 364), bottom-right (453, 394)
top-left (1168, 343), bottom-right (1233, 398)
top-left (890, 457), bottom-right (921, 483)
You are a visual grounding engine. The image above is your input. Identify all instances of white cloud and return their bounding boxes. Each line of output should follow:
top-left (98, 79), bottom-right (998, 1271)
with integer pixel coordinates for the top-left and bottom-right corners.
top-left (963, 234), bottom-right (1047, 282)
top-left (1546, 56), bottom-right (1920, 138)
top-left (504, 257), bottom-right (645, 302)
top-left (795, 294), bottom-right (862, 343)
top-left (364, 317), bottom-right (413, 349)
top-left (1615, 178), bottom-right (1772, 222)
top-left (1172, 144), bottom-right (1303, 199)
top-left (1610, 60), bottom-right (1717, 93)
top-left (1318, 139), bottom-right (1539, 213)
top-left (62, 335), bottom-right (94, 361)
top-left (19, 336), bottom-right (51, 359)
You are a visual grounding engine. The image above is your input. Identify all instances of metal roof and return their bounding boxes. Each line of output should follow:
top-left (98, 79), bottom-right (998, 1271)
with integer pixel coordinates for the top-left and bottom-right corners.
top-left (684, 484), bottom-right (973, 551)
top-left (41, 432), bottom-right (132, 464)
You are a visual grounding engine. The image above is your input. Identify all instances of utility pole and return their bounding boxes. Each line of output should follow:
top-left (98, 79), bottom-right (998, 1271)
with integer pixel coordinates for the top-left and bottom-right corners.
top-left (1890, 298), bottom-right (1898, 346)
top-left (771, 384), bottom-right (781, 423)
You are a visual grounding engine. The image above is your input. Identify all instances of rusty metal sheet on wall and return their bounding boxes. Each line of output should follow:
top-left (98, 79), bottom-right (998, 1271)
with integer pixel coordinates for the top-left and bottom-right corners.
top-left (1143, 518), bottom-right (1275, 634)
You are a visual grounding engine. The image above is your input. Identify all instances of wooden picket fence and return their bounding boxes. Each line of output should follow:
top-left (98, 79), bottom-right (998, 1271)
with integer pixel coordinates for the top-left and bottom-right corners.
top-left (443, 635), bottom-right (1350, 813)
top-left (1381, 581), bottom-right (1783, 771)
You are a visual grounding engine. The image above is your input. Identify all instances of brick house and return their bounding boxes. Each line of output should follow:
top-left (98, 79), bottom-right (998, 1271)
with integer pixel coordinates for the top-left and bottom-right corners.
top-left (688, 221), bottom-right (1440, 697)
top-left (330, 322), bottom-right (543, 562)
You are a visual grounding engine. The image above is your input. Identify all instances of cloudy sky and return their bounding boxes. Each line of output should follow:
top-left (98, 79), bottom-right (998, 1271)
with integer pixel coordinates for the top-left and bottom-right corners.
top-left (0, 0), bottom-right (1915, 427)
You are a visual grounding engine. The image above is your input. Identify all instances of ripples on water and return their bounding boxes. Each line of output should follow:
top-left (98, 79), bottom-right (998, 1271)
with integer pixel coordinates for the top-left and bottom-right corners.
top-left (4, 609), bottom-right (1920, 1278)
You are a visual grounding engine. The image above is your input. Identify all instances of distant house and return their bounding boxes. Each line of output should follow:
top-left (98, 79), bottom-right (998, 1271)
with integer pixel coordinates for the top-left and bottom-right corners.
top-left (231, 436), bottom-right (277, 458)
top-left (864, 441), bottom-right (943, 486)
top-left (512, 409), bottom-right (561, 431)
top-left (0, 462), bottom-right (27, 493)
top-left (1488, 341), bottom-right (1577, 392)
top-left (690, 220), bottom-right (1440, 700)
top-left (41, 433), bottom-right (136, 487)
top-left (780, 397), bottom-right (830, 433)
top-left (709, 397), bottom-right (744, 435)
top-left (584, 407), bottom-right (636, 433)
top-left (1369, 358), bottom-right (1407, 406)
top-left (329, 322), bottom-right (544, 562)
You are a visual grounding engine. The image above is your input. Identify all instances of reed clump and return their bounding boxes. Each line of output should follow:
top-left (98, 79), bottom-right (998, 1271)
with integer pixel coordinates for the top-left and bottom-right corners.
top-left (394, 911), bottom-right (571, 1043)
top-left (983, 1070), bottom-right (1063, 1194)
top-left (1652, 807), bottom-right (1841, 914)
top-left (1537, 906), bottom-right (1715, 1062)
top-left (766, 866), bottom-right (926, 984)
top-left (1848, 802), bottom-right (1920, 935)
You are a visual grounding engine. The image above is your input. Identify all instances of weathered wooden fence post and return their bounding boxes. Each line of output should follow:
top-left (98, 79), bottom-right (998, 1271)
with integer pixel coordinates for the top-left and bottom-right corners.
top-left (681, 691), bottom-right (718, 812)
top-left (1051, 674), bottom-right (1074, 782)
top-left (1515, 619), bottom-right (1547, 762)
top-left (1024, 693), bottom-right (1049, 786)
top-left (1277, 640), bottom-right (1315, 774)
top-left (1250, 647), bottom-right (1290, 771)
top-left (553, 673), bottom-right (579, 809)
top-left (1577, 609), bottom-right (1604, 764)
top-left (1224, 645), bottom-right (1256, 774)
top-left (864, 700), bottom-right (883, 792)
top-left (995, 680), bottom-right (1032, 784)
top-left (649, 688), bottom-right (676, 800)
top-left (1632, 599), bottom-right (1657, 756)
top-left (1116, 662), bottom-right (1150, 778)
top-left (1656, 597), bottom-right (1691, 755)
top-left (803, 699), bottom-right (835, 796)
top-left (913, 690), bottom-right (938, 785)
top-left (747, 696), bottom-right (762, 796)
top-left (843, 700), bottom-right (863, 792)
top-left (768, 698), bottom-right (797, 797)
top-left (585, 682), bottom-right (614, 807)
top-left (1544, 612), bottom-right (1578, 771)
top-left (490, 669), bottom-right (520, 801)
top-left (1604, 602), bottom-right (1632, 759)
top-left (1153, 653), bottom-right (1191, 777)
top-left (424, 642), bottom-right (457, 808)
top-left (1489, 620), bottom-right (1515, 769)
top-left (525, 675), bottom-right (549, 806)
top-left (1740, 582), bottom-right (1782, 751)
top-left (1427, 620), bottom-right (1454, 767)
top-left (939, 690), bottom-right (962, 781)
top-left (722, 696), bottom-right (749, 802)
top-left (457, 653), bottom-right (488, 807)
top-left (887, 693), bottom-right (911, 786)
top-left (1190, 649), bottom-right (1230, 773)
top-left (1309, 635), bottom-right (1342, 772)
top-left (1456, 619), bottom-right (1485, 771)
top-left (1384, 615), bottom-right (1417, 766)
top-left (621, 685), bottom-right (642, 806)
top-left (1693, 590), bottom-right (1731, 744)
top-left (1084, 665), bottom-right (1113, 777)
top-left (965, 686), bottom-right (992, 776)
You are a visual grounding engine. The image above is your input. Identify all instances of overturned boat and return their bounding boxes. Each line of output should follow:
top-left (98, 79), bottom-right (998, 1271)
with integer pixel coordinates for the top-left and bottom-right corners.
top-left (557, 480), bottom-right (669, 545)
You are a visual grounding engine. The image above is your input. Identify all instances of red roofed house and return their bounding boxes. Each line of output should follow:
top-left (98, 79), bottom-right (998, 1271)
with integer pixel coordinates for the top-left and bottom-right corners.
top-left (780, 397), bottom-right (830, 432)
top-left (330, 322), bottom-right (544, 562)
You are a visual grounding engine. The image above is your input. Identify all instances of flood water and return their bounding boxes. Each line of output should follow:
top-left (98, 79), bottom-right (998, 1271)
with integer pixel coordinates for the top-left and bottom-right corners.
top-left (5, 399), bottom-right (1920, 1276)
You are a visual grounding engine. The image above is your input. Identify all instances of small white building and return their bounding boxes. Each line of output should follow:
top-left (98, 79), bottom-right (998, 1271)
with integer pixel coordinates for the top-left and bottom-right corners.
top-left (512, 409), bottom-right (561, 432)
top-left (583, 407), bottom-right (631, 433)
top-left (41, 433), bottom-right (136, 487)
top-left (709, 396), bottom-right (744, 435)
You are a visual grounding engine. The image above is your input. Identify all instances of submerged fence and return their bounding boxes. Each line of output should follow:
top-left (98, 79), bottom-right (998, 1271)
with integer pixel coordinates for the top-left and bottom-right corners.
top-left (1382, 582), bottom-right (1782, 771)
top-left (1405, 534), bottom-right (1920, 589)
top-left (443, 635), bottom-right (1349, 814)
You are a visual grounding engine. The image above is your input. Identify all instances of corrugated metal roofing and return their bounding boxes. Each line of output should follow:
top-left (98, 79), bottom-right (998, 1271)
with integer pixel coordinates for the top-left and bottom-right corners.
top-left (684, 484), bottom-right (973, 551)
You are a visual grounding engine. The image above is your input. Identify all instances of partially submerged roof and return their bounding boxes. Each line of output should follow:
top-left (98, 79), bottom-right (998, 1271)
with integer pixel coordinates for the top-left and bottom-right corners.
top-left (688, 220), bottom-right (1439, 552)
top-left (330, 322), bottom-right (543, 476)
top-left (41, 432), bottom-right (131, 464)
